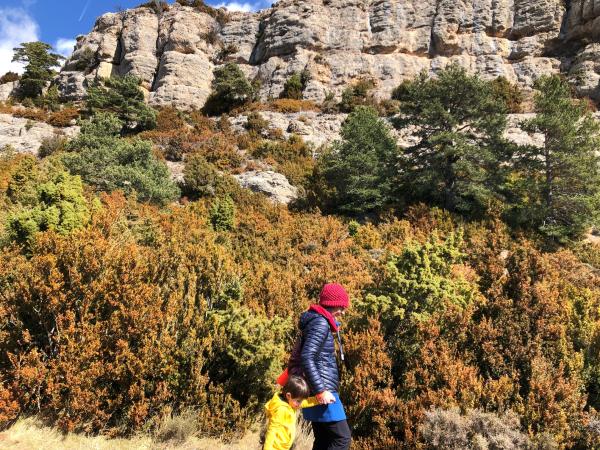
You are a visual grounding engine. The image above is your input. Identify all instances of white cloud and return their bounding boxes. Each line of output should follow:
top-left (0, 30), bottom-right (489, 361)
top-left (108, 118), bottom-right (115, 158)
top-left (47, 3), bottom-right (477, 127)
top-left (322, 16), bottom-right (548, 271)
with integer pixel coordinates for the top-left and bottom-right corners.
top-left (0, 8), bottom-right (40, 75)
top-left (215, 2), bottom-right (257, 12)
top-left (55, 38), bottom-right (77, 58)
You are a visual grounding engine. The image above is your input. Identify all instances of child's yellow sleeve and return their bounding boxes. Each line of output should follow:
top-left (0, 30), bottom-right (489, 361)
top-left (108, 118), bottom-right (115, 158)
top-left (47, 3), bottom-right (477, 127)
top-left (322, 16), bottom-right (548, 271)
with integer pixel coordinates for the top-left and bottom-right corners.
top-left (300, 396), bottom-right (321, 408)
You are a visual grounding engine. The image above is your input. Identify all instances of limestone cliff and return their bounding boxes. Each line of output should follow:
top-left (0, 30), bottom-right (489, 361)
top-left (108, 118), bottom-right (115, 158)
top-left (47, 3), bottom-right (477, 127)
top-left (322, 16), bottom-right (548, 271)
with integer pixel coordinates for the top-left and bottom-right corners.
top-left (56, 0), bottom-right (600, 110)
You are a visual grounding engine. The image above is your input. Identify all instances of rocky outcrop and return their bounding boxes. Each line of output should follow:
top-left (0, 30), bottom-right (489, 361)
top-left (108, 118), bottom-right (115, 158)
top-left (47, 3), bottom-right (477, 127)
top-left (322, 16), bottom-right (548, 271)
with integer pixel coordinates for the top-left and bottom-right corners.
top-left (57, 1), bottom-right (600, 110)
top-left (0, 82), bottom-right (19, 102)
top-left (233, 170), bottom-right (298, 204)
top-left (0, 114), bottom-right (79, 154)
top-left (229, 110), bottom-right (347, 148)
top-left (229, 111), bottom-right (549, 150)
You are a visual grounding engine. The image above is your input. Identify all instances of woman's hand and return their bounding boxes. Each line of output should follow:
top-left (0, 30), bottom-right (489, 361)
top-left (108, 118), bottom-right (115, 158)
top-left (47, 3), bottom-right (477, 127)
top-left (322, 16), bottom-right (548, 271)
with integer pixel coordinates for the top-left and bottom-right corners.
top-left (316, 390), bottom-right (335, 405)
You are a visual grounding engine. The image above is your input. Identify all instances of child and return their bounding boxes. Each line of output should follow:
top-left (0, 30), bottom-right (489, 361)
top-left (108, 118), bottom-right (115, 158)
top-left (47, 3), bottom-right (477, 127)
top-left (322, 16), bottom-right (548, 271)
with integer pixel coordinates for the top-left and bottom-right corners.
top-left (263, 375), bottom-right (325, 450)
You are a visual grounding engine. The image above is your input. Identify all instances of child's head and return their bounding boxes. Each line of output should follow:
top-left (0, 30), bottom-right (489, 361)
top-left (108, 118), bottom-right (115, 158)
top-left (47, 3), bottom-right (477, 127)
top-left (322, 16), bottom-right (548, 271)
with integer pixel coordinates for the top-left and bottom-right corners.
top-left (282, 375), bottom-right (310, 409)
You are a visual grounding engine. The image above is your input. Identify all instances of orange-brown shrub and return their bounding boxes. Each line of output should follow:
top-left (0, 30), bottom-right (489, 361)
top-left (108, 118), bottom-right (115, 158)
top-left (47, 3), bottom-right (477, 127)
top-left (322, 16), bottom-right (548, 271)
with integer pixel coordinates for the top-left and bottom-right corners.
top-left (155, 106), bottom-right (187, 131)
top-left (250, 135), bottom-right (314, 186)
top-left (0, 193), bottom-right (241, 434)
top-left (1, 148), bottom-right (600, 447)
top-left (0, 104), bottom-right (79, 128)
top-left (194, 132), bottom-right (242, 169)
top-left (141, 109), bottom-right (241, 168)
top-left (0, 380), bottom-right (19, 425)
top-left (0, 72), bottom-right (19, 84)
top-left (269, 99), bottom-right (321, 113)
top-left (8, 106), bottom-right (48, 122)
top-left (141, 125), bottom-right (242, 169)
top-left (189, 110), bottom-right (216, 133)
top-left (236, 99), bottom-right (321, 114)
top-left (0, 187), bottom-right (378, 435)
top-left (340, 319), bottom-right (401, 449)
top-left (47, 107), bottom-right (80, 127)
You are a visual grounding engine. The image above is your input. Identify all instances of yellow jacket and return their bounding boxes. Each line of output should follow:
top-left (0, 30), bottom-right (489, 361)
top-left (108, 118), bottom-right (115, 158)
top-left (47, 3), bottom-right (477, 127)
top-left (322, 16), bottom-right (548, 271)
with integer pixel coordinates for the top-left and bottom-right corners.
top-left (263, 393), bottom-right (319, 450)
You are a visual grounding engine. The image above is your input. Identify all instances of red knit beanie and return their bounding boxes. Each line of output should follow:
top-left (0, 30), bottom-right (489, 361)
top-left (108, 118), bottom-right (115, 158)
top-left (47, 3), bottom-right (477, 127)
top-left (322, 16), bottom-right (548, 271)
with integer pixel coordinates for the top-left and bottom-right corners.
top-left (319, 283), bottom-right (350, 309)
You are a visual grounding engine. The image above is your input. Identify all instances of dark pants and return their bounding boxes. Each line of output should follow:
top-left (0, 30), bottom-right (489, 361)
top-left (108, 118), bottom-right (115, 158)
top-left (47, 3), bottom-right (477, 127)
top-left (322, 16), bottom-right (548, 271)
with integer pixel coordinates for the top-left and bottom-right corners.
top-left (311, 420), bottom-right (352, 450)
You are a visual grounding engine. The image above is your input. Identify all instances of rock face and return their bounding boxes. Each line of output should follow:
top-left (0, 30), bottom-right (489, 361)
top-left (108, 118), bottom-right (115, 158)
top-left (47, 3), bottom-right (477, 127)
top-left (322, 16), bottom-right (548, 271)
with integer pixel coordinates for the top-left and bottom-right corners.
top-left (233, 170), bottom-right (299, 204)
top-left (229, 111), bottom-right (550, 150)
top-left (0, 82), bottom-right (19, 102)
top-left (229, 110), bottom-right (347, 148)
top-left (0, 114), bottom-right (79, 154)
top-left (57, 1), bottom-right (600, 109)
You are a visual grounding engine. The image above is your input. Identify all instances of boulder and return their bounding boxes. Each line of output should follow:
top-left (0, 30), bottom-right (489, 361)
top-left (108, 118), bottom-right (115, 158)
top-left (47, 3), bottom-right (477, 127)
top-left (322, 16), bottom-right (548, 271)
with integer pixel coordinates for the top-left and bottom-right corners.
top-left (0, 82), bottom-right (18, 102)
top-left (233, 170), bottom-right (299, 204)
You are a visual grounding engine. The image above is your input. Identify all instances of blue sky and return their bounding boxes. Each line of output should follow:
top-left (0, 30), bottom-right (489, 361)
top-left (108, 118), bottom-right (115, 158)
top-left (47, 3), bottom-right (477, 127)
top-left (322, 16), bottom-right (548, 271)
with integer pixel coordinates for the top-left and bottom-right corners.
top-left (0, 0), bottom-right (272, 75)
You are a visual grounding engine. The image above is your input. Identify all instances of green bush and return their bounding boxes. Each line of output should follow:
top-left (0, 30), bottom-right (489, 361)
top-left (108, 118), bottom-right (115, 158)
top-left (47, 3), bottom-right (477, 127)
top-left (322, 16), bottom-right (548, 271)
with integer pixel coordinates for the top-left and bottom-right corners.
top-left (73, 47), bottom-right (97, 72)
top-left (348, 220), bottom-right (360, 237)
top-left (491, 76), bottom-right (524, 113)
top-left (339, 78), bottom-right (375, 113)
top-left (357, 230), bottom-right (479, 377)
top-left (183, 154), bottom-right (238, 198)
top-left (251, 135), bottom-right (314, 186)
top-left (7, 170), bottom-right (90, 247)
top-left (38, 134), bottom-right (69, 158)
top-left (245, 111), bottom-right (269, 134)
top-left (37, 85), bottom-right (61, 112)
top-left (86, 75), bottom-right (156, 132)
top-left (208, 301), bottom-right (292, 409)
top-left (203, 63), bottom-right (254, 115)
top-left (280, 70), bottom-right (310, 100)
top-left (209, 196), bottom-right (235, 231)
top-left (63, 113), bottom-right (179, 205)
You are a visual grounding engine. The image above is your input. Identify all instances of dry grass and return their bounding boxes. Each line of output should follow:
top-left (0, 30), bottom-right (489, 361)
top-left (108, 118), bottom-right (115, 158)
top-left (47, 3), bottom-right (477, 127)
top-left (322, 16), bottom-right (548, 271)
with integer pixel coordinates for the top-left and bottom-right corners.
top-left (0, 417), bottom-right (314, 450)
top-left (235, 99), bottom-right (322, 114)
top-left (0, 103), bottom-right (80, 128)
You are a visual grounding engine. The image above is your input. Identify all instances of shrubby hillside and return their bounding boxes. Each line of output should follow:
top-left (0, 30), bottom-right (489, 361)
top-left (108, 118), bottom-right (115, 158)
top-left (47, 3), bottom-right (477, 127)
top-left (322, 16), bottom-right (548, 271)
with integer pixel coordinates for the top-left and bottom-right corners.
top-left (1, 25), bottom-right (600, 449)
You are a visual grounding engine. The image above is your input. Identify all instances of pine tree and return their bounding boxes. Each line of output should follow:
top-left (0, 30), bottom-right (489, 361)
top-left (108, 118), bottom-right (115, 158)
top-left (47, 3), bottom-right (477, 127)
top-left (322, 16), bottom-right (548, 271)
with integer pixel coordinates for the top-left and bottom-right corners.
top-left (392, 65), bottom-right (511, 217)
top-left (320, 106), bottom-right (397, 215)
top-left (12, 42), bottom-right (64, 99)
top-left (513, 75), bottom-right (600, 242)
top-left (86, 75), bottom-right (156, 132)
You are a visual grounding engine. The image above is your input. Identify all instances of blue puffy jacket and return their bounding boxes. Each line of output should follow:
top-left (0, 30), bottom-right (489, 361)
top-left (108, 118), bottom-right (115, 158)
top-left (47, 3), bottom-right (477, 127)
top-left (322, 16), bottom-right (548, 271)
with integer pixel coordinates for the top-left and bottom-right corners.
top-left (288, 309), bottom-right (340, 395)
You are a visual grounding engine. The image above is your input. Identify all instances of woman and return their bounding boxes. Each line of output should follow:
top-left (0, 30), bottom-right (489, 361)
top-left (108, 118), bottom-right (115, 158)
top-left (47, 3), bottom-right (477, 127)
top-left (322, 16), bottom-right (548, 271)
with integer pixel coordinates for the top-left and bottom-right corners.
top-left (289, 283), bottom-right (352, 450)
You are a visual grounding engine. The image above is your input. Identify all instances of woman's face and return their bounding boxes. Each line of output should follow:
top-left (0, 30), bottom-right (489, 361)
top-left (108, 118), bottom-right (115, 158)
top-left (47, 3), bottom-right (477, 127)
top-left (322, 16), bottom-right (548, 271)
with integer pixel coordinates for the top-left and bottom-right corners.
top-left (329, 307), bottom-right (346, 318)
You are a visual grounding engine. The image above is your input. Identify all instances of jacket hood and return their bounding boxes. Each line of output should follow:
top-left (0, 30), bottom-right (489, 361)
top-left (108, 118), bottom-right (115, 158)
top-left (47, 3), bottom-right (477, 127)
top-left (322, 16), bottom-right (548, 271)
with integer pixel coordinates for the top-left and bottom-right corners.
top-left (265, 392), bottom-right (289, 418)
top-left (300, 306), bottom-right (339, 332)
top-left (299, 309), bottom-right (323, 331)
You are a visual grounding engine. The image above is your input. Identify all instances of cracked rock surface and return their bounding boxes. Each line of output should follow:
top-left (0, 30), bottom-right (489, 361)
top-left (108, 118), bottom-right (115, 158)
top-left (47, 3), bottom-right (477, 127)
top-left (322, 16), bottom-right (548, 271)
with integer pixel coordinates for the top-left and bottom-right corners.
top-left (56, 1), bottom-right (600, 109)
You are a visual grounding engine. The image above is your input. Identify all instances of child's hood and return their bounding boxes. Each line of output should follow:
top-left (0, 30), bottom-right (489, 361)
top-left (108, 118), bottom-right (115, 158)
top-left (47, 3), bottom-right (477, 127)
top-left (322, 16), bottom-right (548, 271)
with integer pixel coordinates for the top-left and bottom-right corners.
top-left (265, 392), bottom-right (292, 418)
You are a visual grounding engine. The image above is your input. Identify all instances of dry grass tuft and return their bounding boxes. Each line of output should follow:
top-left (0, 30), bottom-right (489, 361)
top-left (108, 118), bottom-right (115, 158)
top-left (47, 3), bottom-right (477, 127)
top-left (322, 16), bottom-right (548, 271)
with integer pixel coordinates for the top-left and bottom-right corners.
top-left (0, 416), bottom-right (314, 450)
